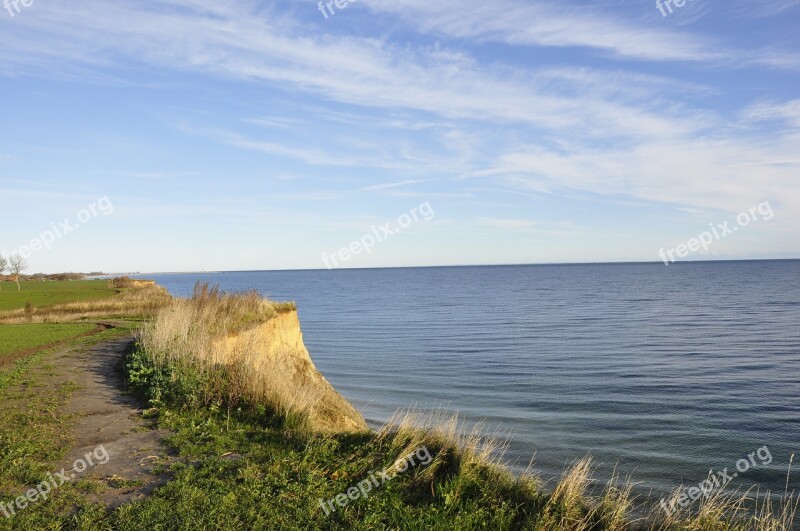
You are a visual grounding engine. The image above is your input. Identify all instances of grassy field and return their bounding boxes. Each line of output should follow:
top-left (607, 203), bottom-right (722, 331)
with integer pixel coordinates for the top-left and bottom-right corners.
top-left (0, 323), bottom-right (97, 361)
top-left (0, 279), bottom-right (170, 326)
top-left (0, 280), bottom-right (117, 312)
top-left (0, 280), bottom-right (119, 361)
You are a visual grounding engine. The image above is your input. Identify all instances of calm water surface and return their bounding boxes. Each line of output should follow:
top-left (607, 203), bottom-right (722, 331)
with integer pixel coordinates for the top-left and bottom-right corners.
top-left (136, 261), bottom-right (800, 502)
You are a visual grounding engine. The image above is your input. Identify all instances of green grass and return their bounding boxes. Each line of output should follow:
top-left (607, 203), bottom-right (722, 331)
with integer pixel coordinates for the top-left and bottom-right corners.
top-left (0, 323), bottom-right (97, 361)
top-left (0, 341), bottom-right (550, 530)
top-left (13, 350), bottom-right (548, 530)
top-left (99, 408), bottom-right (539, 530)
top-left (0, 280), bottom-right (117, 312)
top-left (0, 383), bottom-right (544, 530)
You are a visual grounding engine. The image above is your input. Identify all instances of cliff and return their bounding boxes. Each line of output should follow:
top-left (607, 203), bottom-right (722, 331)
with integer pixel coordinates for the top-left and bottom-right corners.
top-left (212, 309), bottom-right (367, 433)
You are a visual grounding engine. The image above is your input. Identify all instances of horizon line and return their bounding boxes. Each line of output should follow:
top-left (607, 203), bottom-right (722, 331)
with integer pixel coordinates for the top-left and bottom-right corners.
top-left (94, 256), bottom-right (800, 276)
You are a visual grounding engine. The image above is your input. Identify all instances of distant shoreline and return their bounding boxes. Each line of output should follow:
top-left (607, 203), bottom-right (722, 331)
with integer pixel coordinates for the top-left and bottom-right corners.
top-left (125, 257), bottom-right (800, 276)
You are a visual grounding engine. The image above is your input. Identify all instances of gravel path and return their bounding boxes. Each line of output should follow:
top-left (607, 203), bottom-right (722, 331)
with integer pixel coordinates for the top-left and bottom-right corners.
top-left (30, 335), bottom-right (174, 507)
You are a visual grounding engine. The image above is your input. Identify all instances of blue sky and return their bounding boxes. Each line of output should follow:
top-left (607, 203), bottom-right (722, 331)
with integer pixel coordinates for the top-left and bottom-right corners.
top-left (0, 0), bottom-right (798, 273)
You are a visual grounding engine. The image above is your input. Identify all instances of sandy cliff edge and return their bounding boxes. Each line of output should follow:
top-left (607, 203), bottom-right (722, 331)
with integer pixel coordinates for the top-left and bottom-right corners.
top-left (212, 309), bottom-right (368, 433)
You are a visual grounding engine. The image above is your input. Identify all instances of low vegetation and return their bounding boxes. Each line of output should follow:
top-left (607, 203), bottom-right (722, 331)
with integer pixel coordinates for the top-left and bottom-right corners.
top-left (0, 326), bottom-right (138, 529)
top-left (0, 323), bottom-right (97, 363)
top-left (0, 279), bottom-right (151, 365)
top-left (0, 280), bottom-right (117, 312)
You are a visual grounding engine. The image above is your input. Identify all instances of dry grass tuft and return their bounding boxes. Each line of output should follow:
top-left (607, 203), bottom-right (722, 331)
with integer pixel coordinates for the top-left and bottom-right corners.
top-left (373, 410), bottom-right (796, 531)
top-left (377, 409), bottom-right (510, 476)
top-left (536, 457), bottom-right (597, 530)
top-left (644, 458), bottom-right (797, 531)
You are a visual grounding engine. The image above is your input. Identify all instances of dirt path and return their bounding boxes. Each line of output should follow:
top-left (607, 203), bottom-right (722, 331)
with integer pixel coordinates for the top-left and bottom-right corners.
top-left (25, 335), bottom-right (174, 507)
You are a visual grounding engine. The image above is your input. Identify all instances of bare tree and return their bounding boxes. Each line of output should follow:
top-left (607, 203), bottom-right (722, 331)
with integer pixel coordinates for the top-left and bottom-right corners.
top-left (0, 255), bottom-right (7, 292)
top-left (9, 254), bottom-right (27, 291)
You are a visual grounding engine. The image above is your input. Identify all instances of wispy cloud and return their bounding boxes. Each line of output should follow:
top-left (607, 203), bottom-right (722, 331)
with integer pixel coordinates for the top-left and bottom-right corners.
top-left (0, 1), bottom-right (709, 139)
top-left (742, 99), bottom-right (800, 127)
top-left (357, 180), bottom-right (428, 192)
top-left (732, 0), bottom-right (800, 17)
top-left (478, 217), bottom-right (599, 238)
top-left (473, 130), bottom-right (800, 224)
top-left (365, 0), bottom-right (800, 69)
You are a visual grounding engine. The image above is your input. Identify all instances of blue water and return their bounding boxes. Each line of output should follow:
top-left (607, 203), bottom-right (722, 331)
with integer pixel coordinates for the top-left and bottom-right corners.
top-left (135, 261), bottom-right (800, 503)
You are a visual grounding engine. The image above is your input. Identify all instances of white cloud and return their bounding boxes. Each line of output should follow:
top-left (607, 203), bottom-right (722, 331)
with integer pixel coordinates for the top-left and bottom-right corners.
top-left (357, 180), bottom-right (428, 192)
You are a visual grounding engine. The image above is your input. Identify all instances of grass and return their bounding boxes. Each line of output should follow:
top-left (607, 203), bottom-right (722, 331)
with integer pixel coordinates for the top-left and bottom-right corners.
top-left (0, 280), bottom-right (117, 312)
top-left (0, 323), bottom-right (97, 361)
top-left (2, 372), bottom-right (548, 529)
top-left (0, 278), bottom-right (166, 363)
top-left (53, 373), bottom-right (789, 530)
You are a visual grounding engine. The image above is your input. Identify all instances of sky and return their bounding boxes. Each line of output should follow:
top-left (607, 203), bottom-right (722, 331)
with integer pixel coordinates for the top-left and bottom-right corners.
top-left (0, 0), bottom-right (798, 273)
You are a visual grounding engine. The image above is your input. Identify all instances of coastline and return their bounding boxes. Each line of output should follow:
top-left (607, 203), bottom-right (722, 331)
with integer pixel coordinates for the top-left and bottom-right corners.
top-left (1, 277), bottom-right (795, 529)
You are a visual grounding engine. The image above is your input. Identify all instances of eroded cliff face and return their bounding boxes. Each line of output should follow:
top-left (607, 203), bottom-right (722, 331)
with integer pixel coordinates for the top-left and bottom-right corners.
top-left (212, 310), bottom-right (367, 433)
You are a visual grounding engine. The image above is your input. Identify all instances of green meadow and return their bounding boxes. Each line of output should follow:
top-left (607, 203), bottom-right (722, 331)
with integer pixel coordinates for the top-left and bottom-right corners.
top-left (0, 280), bottom-right (116, 361)
top-left (0, 280), bottom-right (117, 312)
top-left (0, 323), bottom-right (97, 361)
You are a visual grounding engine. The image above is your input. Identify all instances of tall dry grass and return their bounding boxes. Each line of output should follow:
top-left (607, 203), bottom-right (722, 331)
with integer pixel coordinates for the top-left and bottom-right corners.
top-left (644, 464), bottom-right (798, 531)
top-left (138, 282), bottom-right (291, 358)
top-left (135, 283), bottom-right (343, 430)
top-left (375, 410), bottom-right (796, 530)
top-left (376, 410), bottom-right (512, 479)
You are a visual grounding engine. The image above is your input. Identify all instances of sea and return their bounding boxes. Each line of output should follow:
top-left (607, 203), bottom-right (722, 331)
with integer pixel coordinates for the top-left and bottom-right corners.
top-left (134, 260), bottom-right (800, 506)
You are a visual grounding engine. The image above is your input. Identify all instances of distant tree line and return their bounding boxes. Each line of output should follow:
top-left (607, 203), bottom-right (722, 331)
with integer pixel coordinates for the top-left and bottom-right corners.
top-left (0, 255), bottom-right (103, 292)
top-left (26, 273), bottom-right (91, 281)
